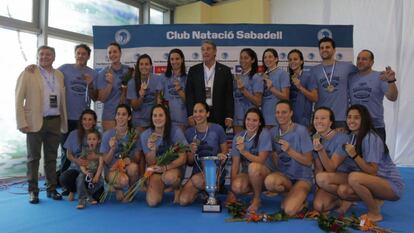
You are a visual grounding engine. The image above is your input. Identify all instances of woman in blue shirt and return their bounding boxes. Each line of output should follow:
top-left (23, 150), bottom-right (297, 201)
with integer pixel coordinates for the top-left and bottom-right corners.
top-left (311, 107), bottom-right (358, 214)
top-left (233, 48), bottom-right (263, 134)
top-left (140, 104), bottom-right (188, 206)
top-left (100, 104), bottom-right (140, 201)
top-left (60, 109), bottom-right (102, 201)
top-left (179, 102), bottom-right (228, 205)
top-left (230, 107), bottom-right (272, 212)
top-left (288, 49), bottom-right (318, 128)
top-left (97, 42), bottom-right (130, 131)
top-left (338, 104), bottom-right (403, 222)
top-left (161, 49), bottom-right (187, 131)
top-left (261, 48), bottom-right (290, 127)
top-left (265, 100), bottom-right (313, 216)
top-left (127, 54), bottom-right (162, 132)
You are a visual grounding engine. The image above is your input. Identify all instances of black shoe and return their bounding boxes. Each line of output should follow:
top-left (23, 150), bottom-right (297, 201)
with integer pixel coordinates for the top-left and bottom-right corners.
top-left (47, 190), bottom-right (62, 200)
top-left (61, 189), bottom-right (70, 196)
top-left (29, 192), bottom-right (39, 204)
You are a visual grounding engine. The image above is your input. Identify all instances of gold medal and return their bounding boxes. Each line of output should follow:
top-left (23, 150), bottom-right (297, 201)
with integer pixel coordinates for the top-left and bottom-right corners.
top-left (274, 135), bottom-right (281, 143)
top-left (149, 133), bottom-right (158, 143)
top-left (192, 138), bottom-right (201, 146)
top-left (326, 84), bottom-right (334, 92)
top-left (312, 133), bottom-right (321, 141)
top-left (236, 136), bottom-right (244, 145)
top-left (141, 81), bottom-right (148, 90)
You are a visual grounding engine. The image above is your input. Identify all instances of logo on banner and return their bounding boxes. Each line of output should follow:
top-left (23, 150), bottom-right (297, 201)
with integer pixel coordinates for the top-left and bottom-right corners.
top-left (336, 53), bottom-right (343, 60)
top-left (221, 52), bottom-right (229, 60)
top-left (115, 29), bottom-right (131, 45)
top-left (192, 52), bottom-right (199, 60)
top-left (317, 28), bottom-right (332, 40)
top-left (308, 53), bottom-right (315, 60)
top-left (280, 52), bottom-right (287, 60)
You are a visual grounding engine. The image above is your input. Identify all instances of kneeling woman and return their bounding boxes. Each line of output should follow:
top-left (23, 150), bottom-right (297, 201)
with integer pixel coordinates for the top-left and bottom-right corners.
top-left (140, 104), bottom-right (188, 206)
top-left (338, 104), bottom-right (404, 222)
top-left (312, 107), bottom-right (359, 213)
top-left (265, 100), bottom-right (313, 216)
top-left (100, 104), bottom-right (140, 201)
top-left (179, 102), bottom-right (228, 205)
top-left (230, 108), bottom-right (272, 212)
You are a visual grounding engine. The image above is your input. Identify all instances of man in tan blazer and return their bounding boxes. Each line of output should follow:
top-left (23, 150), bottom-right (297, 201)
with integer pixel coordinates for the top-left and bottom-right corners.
top-left (15, 45), bottom-right (68, 204)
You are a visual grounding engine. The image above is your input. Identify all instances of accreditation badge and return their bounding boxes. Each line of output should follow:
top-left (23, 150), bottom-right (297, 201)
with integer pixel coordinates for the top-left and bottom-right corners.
top-left (205, 86), bottom-right (212, 99)
top-left (49, 95), bottom-right (58, 108)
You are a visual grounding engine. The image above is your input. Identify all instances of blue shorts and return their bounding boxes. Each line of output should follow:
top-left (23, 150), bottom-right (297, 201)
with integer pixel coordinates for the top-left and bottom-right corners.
top-left (386, 178), bottom-right (404, 199)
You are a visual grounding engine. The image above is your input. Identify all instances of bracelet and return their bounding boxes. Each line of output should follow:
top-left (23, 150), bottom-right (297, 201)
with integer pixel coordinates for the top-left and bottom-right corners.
top-left (352, 154), bottom-right (359, 160)
top-left (388, 79), bottom-right (396, 83)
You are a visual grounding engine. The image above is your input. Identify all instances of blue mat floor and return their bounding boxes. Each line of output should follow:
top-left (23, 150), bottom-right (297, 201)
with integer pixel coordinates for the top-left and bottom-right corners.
top-left (0, 168), bottom-right (412, 233)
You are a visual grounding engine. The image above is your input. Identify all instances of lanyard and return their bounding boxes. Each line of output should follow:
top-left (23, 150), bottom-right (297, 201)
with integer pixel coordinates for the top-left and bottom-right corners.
top-left (241, 69), bottom-right (251, 76)
top-left (204, 70), bottom-right (214, 87)
top-left (242, 130), bottom-right (257, 142)
top-left (349, 133), bottom-right (356, 145)
top-left (322, 62), bottom-right (336, 86)
top-left (321, 129), bottom-right (334, 141)
top-left (193, 124), bottom-right (209, 142)
top-left (81, 69), bottom-right (91, 107)
top-left (41, 70), bottom-right (56, 93)
top-left (278, 122), bottom-right (293, 138)
top-left (142, 74), bottom-right (151, 87)
top-left (84, 74), bottom-right (90, 107)
top-left (265, 66), bottom-right (277, 75)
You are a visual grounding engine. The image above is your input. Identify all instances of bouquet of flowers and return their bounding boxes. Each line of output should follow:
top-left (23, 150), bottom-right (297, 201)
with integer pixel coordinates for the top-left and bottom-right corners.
top-left (317, 213), bottom-right (394, 233)
top-left (123, 143), bottom-right (188, 202)
top-left (119, 67), bottom-right (134, 104)
top-left (226, 200), bottom-right (394, 232)
top-left (121, 67), bottom-right (134, 87)
top-left (225, 200), bottom-right (309, 223)
top-left (159, 90), bottom-right (169, 109)
top-left (100, 128), bottom-right (139, 202)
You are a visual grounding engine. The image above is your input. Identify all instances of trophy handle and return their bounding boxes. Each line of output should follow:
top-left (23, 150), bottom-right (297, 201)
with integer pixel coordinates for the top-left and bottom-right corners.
top-left (216, 153), bottom-right (230, 182)
top-left (194, 153), bottom-right (204, 176)
top-left (195, 153), bottom-right (229, 181)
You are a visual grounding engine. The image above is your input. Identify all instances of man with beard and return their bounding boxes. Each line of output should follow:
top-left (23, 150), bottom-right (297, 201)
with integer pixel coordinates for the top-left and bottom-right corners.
top-left (311, 37), bottom-right (357, 129)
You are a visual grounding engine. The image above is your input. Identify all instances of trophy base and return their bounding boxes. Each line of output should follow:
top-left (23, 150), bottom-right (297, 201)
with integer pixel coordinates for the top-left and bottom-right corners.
top-left (202, 200), bottom-right (222, 213)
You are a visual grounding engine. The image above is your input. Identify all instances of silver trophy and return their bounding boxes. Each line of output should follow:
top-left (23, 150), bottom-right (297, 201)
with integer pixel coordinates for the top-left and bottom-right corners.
top-left (195, 155), bottom-right (227, 213)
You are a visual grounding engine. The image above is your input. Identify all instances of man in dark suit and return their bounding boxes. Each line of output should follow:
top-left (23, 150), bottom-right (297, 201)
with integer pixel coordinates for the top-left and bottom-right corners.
top-left (185, 40), bottom-right (234, 128)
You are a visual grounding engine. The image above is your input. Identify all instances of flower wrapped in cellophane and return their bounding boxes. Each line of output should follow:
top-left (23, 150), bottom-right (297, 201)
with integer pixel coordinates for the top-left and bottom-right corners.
top-left (123, 143), bottom-right (188, 202)
top-left (100, 128), bottom-right (139, 202)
